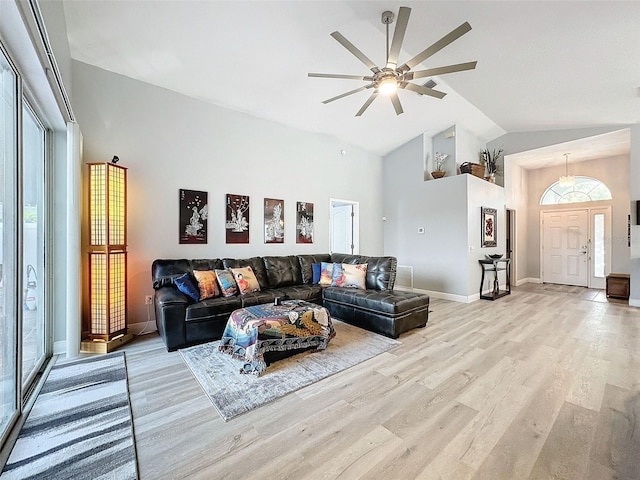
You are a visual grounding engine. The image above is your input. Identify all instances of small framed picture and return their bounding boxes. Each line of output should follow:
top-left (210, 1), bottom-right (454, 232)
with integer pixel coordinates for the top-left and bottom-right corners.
top-left (226, 194), bottom-right (250, 244)
top-left (179, 189), bottom-right (208, 244)
top-left (481, 207), bottom-right (497, 248)
top-left (264, 198), bottom-right (284, 244)
top-left (296, 202), bottom-right (314, 243)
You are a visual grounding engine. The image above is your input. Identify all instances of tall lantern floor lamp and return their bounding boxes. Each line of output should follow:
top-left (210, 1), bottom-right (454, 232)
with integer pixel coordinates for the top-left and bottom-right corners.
top-left (81, 158), bottom-right (133, 353)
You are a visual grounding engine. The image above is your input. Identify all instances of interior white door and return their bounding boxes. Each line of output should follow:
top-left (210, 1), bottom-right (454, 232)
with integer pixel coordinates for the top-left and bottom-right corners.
top-left (331, 205), bottom-right (352, 254)
top-left (542, 210), bottom-right (588, 286)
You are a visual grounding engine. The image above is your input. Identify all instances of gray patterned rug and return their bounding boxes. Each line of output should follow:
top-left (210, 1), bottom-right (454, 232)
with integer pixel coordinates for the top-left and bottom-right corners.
top-left (1, 352), bottom-right (138, 480)
top-left (180, 320), bottom-right (401, 421)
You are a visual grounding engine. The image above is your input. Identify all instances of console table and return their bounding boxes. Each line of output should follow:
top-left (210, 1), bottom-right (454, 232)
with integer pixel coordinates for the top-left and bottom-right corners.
top-left (479, 258), bottom-right (511, 300)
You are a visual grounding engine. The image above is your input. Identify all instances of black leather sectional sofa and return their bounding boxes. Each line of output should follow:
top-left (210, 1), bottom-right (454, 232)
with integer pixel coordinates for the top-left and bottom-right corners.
top-left (152, 253), bottom-right (430, 351)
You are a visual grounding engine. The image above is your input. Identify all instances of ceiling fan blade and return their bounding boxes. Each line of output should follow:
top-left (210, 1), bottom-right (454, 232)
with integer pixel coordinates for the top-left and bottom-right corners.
top-left (322, 84), bottom-right (373, 104)
top-left (355, 92), bottom-right (379, 116)
top-left (401, 82), bottom-right (447, 99)
top-left (399, 22), bottom-right (472, 73)
top-left (404, 61), bottom-right (477, 80)
top-left (330, 31), bottom-right (381, 73)
top-left (390, 92), bottom-right (404, 115)
top-left (308, 73), bottom-right (374, 81)
top-left (386, 6), bottom-right (411, 69)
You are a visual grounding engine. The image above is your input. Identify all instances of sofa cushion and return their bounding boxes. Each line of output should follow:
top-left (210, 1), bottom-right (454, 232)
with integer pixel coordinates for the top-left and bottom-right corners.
top-left (323, 287), bottom-right (428, 315)
top-left (263, 255), bottom-right (302, 288)
top-left (193, 270), bottom-right (220, 299)
top-left (223, 257), bottom-right (269, 289)
top-left (152, 259), bottom-right (224, 290)
top-left (152, 259), bottom-right (192, 289)
top-left (298, 254), bottom-right (331, 284)
top-left (330, 254), bottom-right (396, 291)
top-left (239, 289), bottom-right (280, 307)
top-left (185, 296), bottom-right (242, 321)
top-left (330, 263), bottom-right (344, 286)
top-left (312, 263), bottom-right (321, 284)
top-left (276, 285), bottom-right (323, 303)
top-left (319, 262), bottom-right (334, 286)
top-left (229, 266), bottom-right (261, 294)
top-left (341, 263), bottom-right (367, 289)
top-left (215, 269), bottom-right (238, 297)
top-left (190, 258), bottom-right (224, 272)
top-left (174, 273), bottom-right (200, 301)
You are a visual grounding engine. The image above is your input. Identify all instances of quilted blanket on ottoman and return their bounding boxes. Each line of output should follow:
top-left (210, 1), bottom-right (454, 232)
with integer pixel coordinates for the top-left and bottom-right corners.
top-left (219, 299), bottom-right (335, 375)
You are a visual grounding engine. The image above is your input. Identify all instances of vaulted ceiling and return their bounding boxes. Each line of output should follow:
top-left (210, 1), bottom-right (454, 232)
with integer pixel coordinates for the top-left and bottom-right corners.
top-left (61, 1), bottom-right (640, 161)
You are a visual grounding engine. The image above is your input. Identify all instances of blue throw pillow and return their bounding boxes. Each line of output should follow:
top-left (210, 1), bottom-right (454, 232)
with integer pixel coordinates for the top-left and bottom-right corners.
top-left (174, 273), bottom-right (200, 301)
top-left (311, 263), bottom-right (321, 284)
top-left (331, 263), bottom-right (345, 286)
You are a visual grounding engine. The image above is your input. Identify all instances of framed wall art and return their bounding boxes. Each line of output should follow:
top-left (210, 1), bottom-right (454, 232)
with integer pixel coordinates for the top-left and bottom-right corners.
top-left (264, 198), bottom-right (284, 243)
top-left (296, 202), bottom-right (314, 243)
top-left (481, 207), bottom-right (497, 248)
top-left (179, 189), bottom-right (208, 244)
top-left (225, 194), bottom-right (250, 244)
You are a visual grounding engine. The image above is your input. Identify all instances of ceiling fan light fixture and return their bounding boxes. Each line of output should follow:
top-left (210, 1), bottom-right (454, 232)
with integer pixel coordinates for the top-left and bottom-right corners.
top-left (377, 77), bottom-right (398, 95)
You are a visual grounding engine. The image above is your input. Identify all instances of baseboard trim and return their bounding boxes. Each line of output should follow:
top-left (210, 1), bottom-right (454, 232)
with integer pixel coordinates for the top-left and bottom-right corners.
top-left (395, 286), bottom-right (477, 303)
top-left (516, 277), bottom-right (541, 286)
top-left (629, 298), bottom-right (640, 308)
top-left (129, 320), bottom-right (157, 336)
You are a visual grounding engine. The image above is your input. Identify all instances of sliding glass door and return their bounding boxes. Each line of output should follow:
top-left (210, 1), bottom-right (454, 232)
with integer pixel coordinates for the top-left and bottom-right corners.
top-left (21, 103), bottom-right (46, 389)
top-left (0, 43), bottom-right (50, 447)
top-left (0, 47), bottom-right (19, 445)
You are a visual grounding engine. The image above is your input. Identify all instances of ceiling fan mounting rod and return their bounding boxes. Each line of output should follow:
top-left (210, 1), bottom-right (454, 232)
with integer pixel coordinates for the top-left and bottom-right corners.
top-left (382, 10), bottom-right (394, 65)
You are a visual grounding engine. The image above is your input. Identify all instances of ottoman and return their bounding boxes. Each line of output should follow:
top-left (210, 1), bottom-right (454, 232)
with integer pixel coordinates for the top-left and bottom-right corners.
top-left (219, 300), bottom-right (335, 375)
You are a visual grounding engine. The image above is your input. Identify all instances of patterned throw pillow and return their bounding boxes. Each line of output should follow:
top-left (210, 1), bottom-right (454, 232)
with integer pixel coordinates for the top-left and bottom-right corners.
top-left (229, 266), bottom-right (261, 295)
top-left (192, 270), bottom-right (220, 300)
top-left (311, 263), bottom-right (321, 284)
top-left (215, 269), bottom-right (238, 297)
top-left (318, 262), bottom-right (334, 286)
top-left (174, 273), bottom-right (200, 301)
top-left (331, 263), bottom-right (346, 286)
top-left (341, 263), bottom-right (367, 289)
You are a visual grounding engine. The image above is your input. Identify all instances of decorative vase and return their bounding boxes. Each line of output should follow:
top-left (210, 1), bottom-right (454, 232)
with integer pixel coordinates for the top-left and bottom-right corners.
top-left (431, 171), bottom-right (446, 179)
top-left (485, 173), bottom-right (495, 183)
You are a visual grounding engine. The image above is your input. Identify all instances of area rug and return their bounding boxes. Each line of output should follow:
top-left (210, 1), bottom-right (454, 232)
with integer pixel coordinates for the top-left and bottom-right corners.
top-left (1, 352), bottom-right (138, 480)
top-left (179, 320), bottom-right (400, 421)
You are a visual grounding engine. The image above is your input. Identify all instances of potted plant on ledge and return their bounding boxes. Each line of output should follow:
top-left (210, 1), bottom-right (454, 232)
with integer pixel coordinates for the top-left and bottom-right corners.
top-left (480, 147), bottom-right (503, 183)
top-left (431, 152), bottom-right (448, 179)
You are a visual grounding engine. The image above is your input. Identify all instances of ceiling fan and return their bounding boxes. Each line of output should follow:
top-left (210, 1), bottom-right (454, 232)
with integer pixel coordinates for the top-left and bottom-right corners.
top-left (309, 6), bottom-right (477, 116)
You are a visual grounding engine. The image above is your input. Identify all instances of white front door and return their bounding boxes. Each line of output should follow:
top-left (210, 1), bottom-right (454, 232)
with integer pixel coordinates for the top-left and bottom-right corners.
top-left (542, 210), bottom-right (588, 286)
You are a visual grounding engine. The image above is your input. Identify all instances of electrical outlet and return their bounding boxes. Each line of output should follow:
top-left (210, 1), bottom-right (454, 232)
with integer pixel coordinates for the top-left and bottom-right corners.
top-left (145, 295), bottom-right (153, 305)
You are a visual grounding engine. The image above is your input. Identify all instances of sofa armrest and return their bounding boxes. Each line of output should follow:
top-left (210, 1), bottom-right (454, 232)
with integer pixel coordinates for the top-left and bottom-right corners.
top-left (154, 287), bottom-right (189, 351)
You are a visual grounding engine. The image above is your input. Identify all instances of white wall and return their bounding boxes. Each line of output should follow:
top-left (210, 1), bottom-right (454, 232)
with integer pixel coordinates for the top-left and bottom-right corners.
top-left (383, 134), bottom-right (506, 300)
top-left (456, 126), bottom-right (485, 169)
top-left (71, 61), bottom-right (384, 328)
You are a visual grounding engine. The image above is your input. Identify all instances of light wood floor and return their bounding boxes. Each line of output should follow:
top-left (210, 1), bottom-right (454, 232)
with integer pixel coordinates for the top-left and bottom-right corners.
top-left (121, 284), bottom-right (640, 479)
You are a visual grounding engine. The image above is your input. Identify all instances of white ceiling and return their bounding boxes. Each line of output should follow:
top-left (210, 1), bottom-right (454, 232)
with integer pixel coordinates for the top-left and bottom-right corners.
top-left (61, 1), bottom-right (640, 159)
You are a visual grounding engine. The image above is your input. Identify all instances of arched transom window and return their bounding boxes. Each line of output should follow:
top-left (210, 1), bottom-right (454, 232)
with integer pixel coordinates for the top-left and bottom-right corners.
top-left (540, 176), bottom-right (612, 205)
